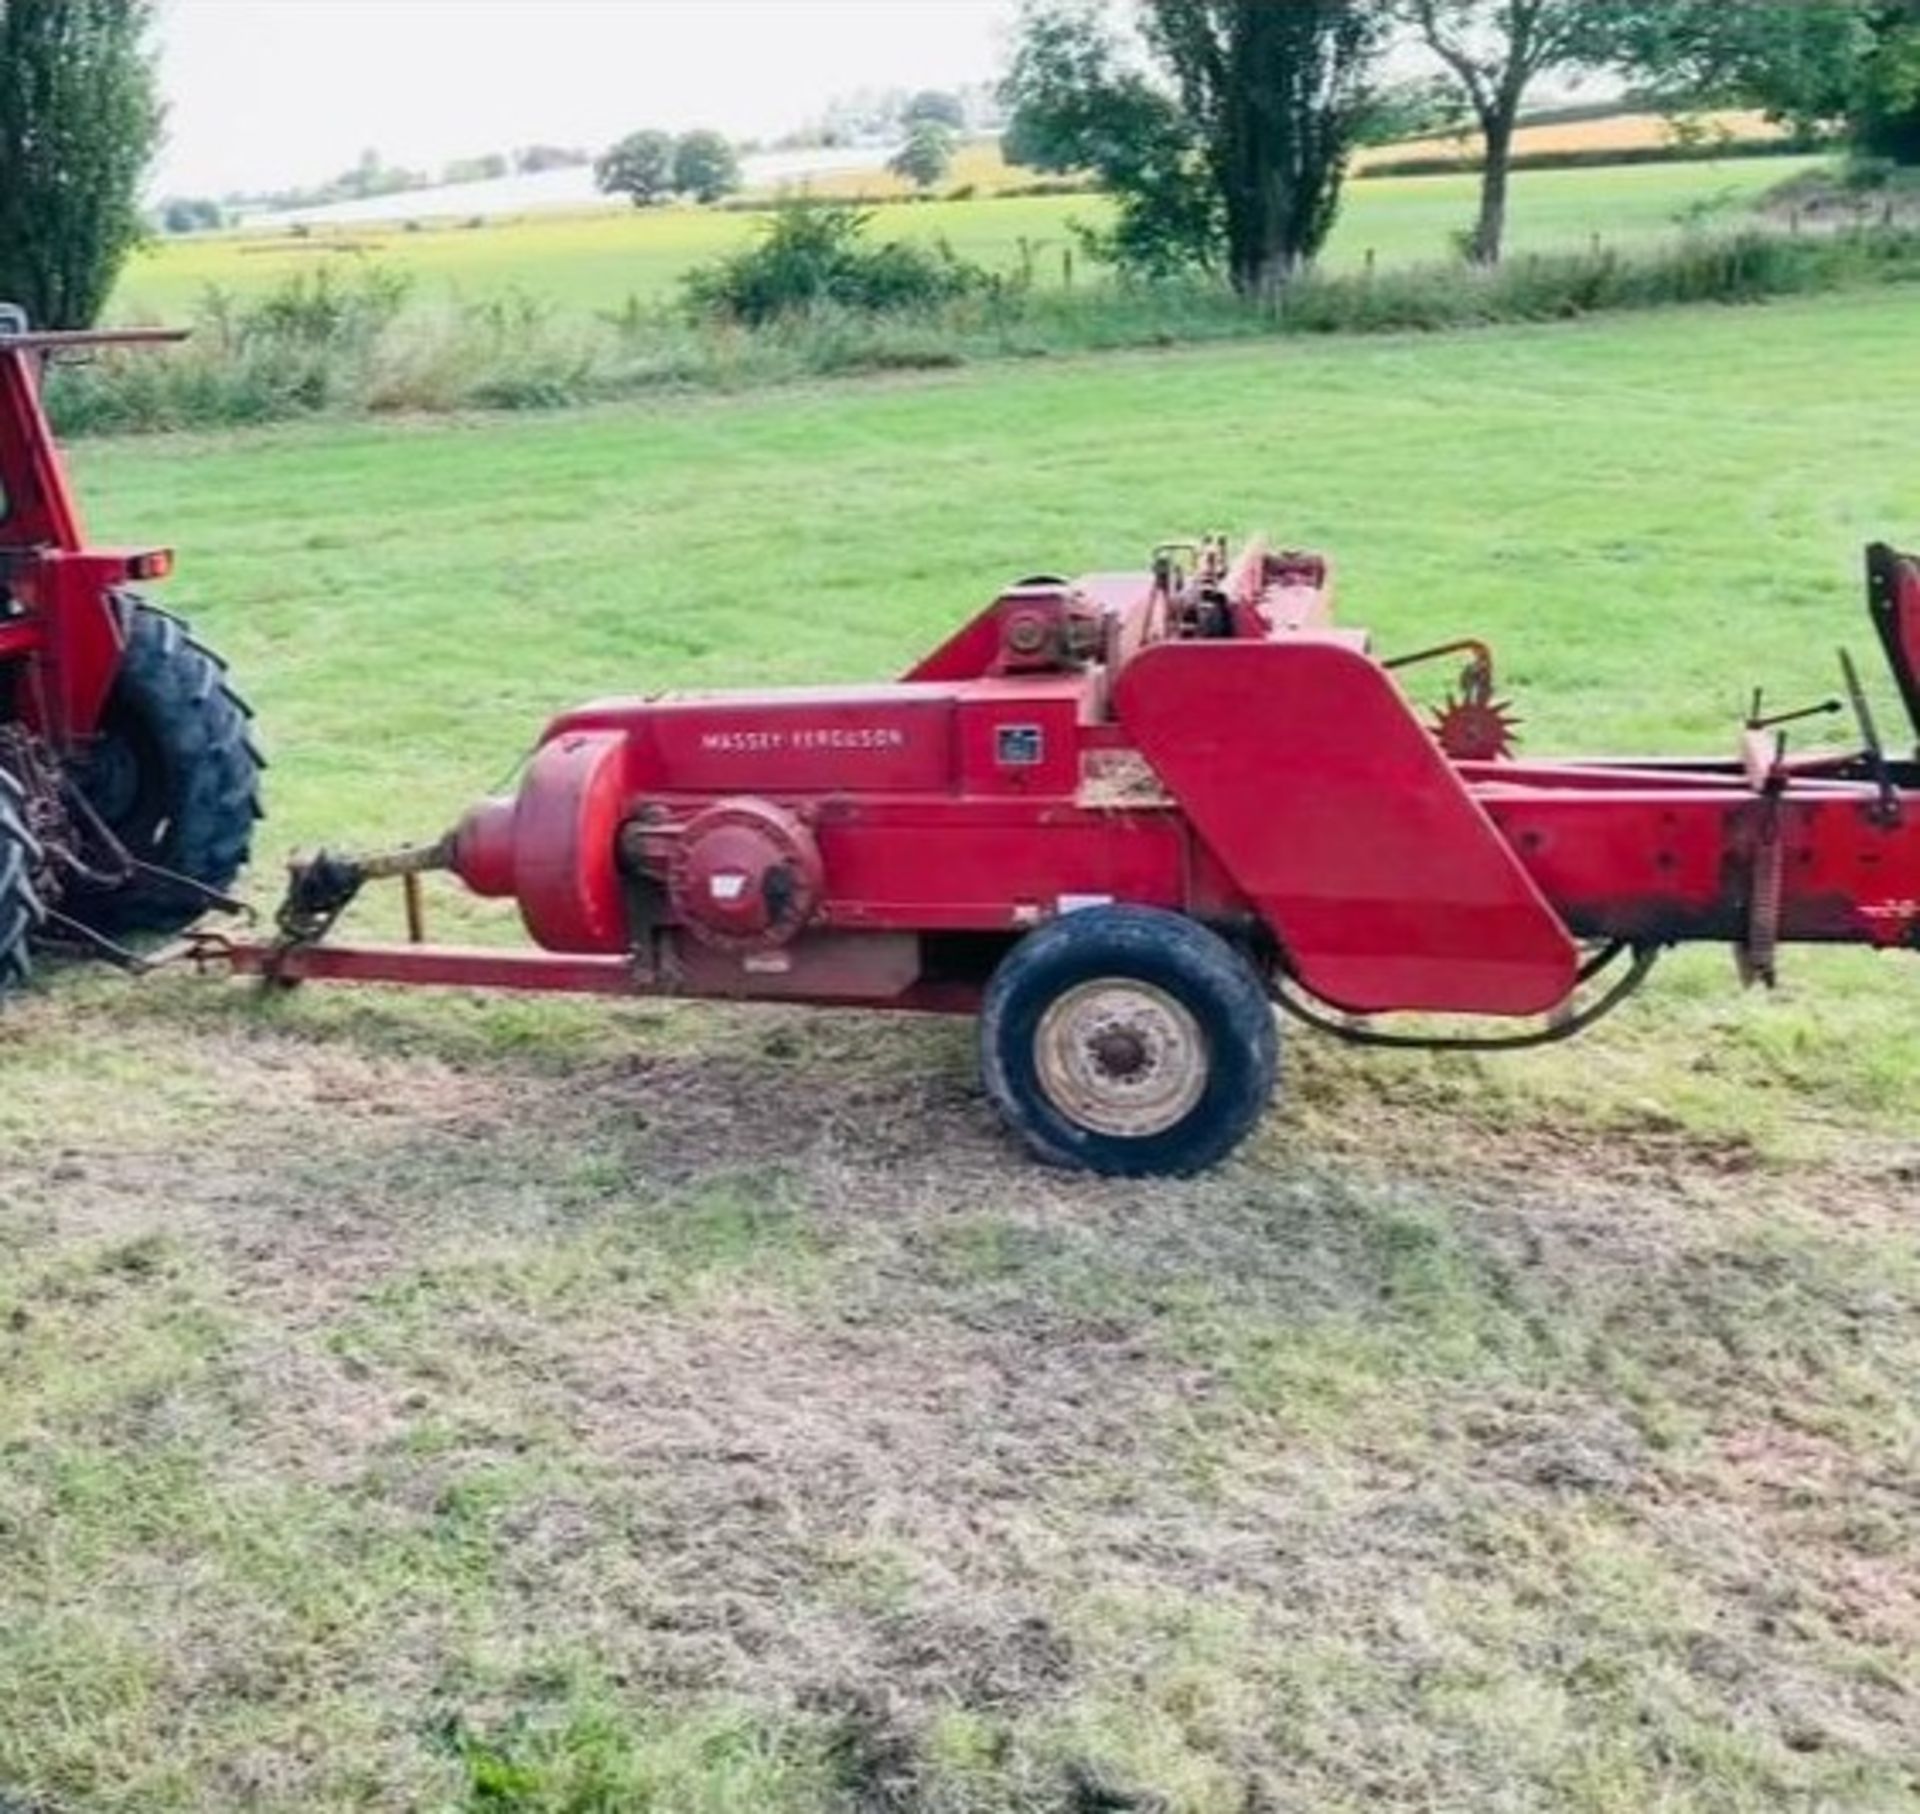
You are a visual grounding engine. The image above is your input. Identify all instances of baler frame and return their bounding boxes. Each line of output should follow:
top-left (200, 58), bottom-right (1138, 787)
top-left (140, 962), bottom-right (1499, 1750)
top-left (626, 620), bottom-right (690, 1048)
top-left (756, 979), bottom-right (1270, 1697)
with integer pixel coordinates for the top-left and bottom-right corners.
top-left (173, 532), bottom-right (1920, 1175)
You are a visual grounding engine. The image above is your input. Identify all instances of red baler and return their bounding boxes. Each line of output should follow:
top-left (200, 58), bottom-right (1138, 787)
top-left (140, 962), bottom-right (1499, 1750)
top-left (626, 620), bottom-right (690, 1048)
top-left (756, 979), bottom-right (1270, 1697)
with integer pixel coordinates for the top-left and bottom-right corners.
top-left (191, 534), bottom-right (1920, 1176)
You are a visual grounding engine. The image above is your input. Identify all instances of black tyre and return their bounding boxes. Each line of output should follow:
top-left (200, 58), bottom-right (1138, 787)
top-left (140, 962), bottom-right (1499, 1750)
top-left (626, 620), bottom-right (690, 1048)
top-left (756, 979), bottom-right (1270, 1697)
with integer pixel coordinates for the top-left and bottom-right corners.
top-left (0, 765), bottom-right (45, 993)
top-left (979, 904), bottom-right (1279, 1176)
top-left (68, 596), bottom-right (264, 937)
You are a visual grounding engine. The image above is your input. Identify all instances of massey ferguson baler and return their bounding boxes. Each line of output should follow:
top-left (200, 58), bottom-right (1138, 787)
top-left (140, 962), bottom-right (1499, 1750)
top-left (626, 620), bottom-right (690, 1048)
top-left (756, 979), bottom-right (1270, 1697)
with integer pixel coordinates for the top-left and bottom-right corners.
top-left (211, 539), bottom-right (1920, 1175)
top-left (5, 313), bottom-right (1920, 1175)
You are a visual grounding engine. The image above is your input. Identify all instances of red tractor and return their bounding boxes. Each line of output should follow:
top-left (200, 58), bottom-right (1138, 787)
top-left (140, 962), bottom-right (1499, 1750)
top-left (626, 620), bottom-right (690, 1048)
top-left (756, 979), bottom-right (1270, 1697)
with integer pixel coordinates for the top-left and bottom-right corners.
top-left (0, 313), bottom-right (262, 981)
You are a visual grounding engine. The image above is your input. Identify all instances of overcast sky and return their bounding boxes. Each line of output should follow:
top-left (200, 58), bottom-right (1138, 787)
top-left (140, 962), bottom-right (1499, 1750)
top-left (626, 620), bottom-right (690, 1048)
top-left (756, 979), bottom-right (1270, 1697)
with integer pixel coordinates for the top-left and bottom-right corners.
top-left (153, 0), bottom-right (1022, 195)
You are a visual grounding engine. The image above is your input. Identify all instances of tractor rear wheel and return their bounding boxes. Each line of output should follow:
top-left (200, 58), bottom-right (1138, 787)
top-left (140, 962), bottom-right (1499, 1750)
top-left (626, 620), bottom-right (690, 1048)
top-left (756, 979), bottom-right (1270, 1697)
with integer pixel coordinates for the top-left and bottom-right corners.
top-left (979, 905), bottom-right (1278, 1176)
top-left (0, 766), bottom-right (45, 993)
top-left (67, 597), bottom-right (263, 938)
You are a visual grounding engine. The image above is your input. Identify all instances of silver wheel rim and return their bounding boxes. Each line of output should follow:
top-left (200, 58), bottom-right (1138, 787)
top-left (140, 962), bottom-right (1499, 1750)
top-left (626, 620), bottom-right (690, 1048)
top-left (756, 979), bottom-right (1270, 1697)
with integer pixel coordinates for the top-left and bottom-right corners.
top-left (1033, 977), bottom-right (1209, 1139)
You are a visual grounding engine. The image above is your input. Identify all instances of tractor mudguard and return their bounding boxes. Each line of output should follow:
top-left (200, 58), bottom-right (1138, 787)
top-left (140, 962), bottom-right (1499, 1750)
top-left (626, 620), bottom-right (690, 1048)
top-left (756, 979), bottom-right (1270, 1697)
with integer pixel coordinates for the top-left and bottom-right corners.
top-left (1114, 637), bottom-right (1580, 1016)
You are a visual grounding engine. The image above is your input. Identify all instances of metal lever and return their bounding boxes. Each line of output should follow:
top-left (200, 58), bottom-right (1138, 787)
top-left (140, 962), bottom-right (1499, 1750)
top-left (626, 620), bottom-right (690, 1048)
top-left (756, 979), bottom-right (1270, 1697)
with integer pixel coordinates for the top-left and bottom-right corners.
top-left (1839, 648), bottom-right (1902, 826)
top-left (1745, 688), bottom-right (1841, 734)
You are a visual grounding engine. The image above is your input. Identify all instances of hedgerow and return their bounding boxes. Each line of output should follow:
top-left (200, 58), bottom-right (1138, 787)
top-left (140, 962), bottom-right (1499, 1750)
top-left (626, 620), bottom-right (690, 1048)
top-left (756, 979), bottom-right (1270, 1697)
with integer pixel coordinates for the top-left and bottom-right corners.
top-left (45, 224), bottom-right (1920, 437)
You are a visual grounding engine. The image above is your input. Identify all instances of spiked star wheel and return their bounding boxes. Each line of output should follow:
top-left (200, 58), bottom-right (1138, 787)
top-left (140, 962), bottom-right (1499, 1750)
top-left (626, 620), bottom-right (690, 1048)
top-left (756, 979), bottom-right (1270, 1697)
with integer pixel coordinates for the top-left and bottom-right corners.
top-left (1430, 692), bottom-right (1521, 761)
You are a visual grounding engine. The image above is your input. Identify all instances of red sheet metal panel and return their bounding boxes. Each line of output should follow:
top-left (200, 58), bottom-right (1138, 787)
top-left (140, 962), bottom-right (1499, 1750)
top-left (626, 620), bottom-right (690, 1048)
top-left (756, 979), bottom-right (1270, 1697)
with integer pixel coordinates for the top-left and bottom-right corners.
top-left (955, 678), bottom-right (1084, 796)
top-left (904, 586), bottom-right (1057, 682)
top-left (812, 802), bottom-right (1190, 929)
top-left (1485, 784), bottom-right (1920, 949)
top-left (549, 685), bottom-right (959, 794)
top-left (511, 731), bottom-right (630, 953)
top-left (1115, 637), bottom-right (1579, 1016)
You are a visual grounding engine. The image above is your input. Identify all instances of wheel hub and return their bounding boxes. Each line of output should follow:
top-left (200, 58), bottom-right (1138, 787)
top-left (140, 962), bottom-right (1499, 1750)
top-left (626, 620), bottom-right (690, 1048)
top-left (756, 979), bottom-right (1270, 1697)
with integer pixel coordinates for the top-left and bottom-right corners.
top-left (1089, 1025), bottom-right (1150, 1078)
top-left (1034, 978), bottom-right (1208, 1138)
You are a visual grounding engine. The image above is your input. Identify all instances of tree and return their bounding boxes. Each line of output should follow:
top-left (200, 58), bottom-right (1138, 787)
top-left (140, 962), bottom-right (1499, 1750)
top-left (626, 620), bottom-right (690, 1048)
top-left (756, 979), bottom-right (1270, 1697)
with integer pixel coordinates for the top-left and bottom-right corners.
top-left (890, 119), bottom-right (956, 190)
top-left (1003, 0), bottom-right (1217, 283)
top-left (1858, 2), bottom-right (1920, 162)
top-left (1400, 2), bottom-right (1626, 265)
top-left (442, 152), bottom-right (508, 185)
top-left (515, 144), bottom-right (590, 173)
top-left (1156, 0), bottom-right (1385, 293)
top-left (1357, 74), bottom-right (1472, 147)
top-left (672, 129), bottom-right (742, 204)
top-left (160, 196), bottom-right (222, 235)
top-left (904, 88), bottom-right (966, 129)
top-left (335, 149), bottom-right (424, 200)
top-left (0, 0), bottom-right (162, 328)
top-left (1613, 0), bottom-right (1920, 161)
top-left (596, 129), bottom-right (675, 206)
top-left (342, 147), bottom-right (382, 198)
top-left (1006, 0), bottom-right (1385, 294)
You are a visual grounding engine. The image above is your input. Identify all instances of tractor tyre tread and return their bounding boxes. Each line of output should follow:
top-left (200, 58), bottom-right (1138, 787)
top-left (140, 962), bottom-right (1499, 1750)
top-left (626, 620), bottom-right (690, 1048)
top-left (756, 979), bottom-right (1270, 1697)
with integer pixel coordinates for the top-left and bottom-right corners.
top-left (0, 765), bottom-right (46, 994)
top-left (69, 595), bottom-right (264, 938)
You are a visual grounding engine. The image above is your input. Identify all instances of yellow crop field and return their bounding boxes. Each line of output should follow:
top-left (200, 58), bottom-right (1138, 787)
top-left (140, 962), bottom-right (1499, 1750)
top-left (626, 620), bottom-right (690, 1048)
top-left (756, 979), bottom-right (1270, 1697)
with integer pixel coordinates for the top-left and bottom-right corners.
top-left (1358, 107), bottom-right (1790, 169)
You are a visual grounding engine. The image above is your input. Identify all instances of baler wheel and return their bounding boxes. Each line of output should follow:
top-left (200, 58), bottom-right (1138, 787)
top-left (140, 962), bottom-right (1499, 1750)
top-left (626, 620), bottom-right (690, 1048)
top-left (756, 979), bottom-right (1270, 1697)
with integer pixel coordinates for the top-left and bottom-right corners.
top-left (980, 905), bottom-right (1278, 1176)
top-left (0, 766), bottom-right (46, 993)
top-left (67, 597), bottom-right (264, 937)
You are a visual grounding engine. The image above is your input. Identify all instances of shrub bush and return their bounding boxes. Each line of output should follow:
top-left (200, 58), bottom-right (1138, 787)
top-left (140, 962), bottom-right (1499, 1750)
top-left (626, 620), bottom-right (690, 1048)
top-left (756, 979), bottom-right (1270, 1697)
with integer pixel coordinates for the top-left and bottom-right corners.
top-left (227, 265), bottom-right (412, 348)
top-left (680, 201), bottom-right (988, 325)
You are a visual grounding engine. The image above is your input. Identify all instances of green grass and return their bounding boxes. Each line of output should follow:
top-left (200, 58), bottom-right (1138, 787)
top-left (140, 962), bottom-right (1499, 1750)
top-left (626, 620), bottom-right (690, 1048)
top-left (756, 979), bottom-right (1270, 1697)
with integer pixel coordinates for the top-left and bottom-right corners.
top-left (67, 285), bottom-right (1920, 845)
top-left (112, 156), bottom-right (1816, 322)
top-left (3, 291), bottom-right (1918, 1810)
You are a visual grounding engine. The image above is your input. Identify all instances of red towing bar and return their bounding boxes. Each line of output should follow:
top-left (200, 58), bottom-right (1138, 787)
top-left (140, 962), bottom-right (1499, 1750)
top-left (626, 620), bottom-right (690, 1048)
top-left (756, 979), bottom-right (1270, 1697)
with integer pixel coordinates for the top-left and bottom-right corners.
top-left (0, 326), bottom-right (190, 353)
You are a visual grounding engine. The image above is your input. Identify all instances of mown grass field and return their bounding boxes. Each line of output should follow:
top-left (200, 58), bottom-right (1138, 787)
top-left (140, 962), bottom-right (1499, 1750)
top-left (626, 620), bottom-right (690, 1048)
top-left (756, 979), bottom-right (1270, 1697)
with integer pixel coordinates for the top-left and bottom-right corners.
top-left (113, 155), bottom-right (1817, 322)
top-left (3, 288), bottom-right (1918, 1811)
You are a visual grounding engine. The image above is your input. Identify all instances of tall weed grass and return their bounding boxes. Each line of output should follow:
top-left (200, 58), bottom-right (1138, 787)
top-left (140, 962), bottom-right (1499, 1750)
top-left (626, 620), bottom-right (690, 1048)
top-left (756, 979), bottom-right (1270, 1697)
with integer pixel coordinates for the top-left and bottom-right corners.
top-left (46, 225), bottom-right (1920, 437)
